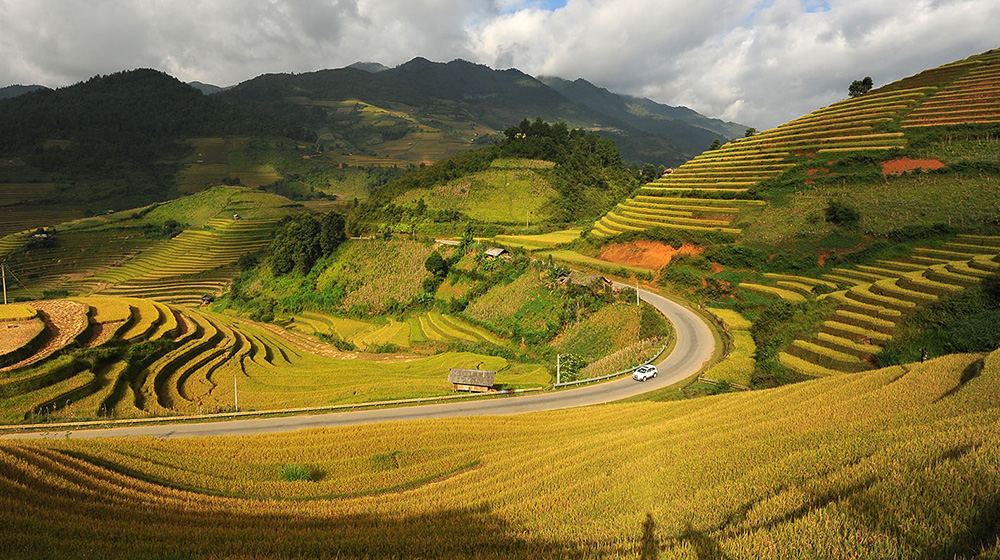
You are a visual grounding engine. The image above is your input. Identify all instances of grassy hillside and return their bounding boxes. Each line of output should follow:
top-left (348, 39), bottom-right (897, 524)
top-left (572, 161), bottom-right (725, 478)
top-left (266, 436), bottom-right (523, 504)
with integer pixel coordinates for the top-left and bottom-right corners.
top-left (351, 119), bottom-right (641, 235)
top-left (393, 158), bottom-right (559, 223)
top-left (592, 48), bottom-right (1000, 244)
top-left (3, 349), bottom-right (999, 557)
top-left (0, 186), bottom-right (299, 305)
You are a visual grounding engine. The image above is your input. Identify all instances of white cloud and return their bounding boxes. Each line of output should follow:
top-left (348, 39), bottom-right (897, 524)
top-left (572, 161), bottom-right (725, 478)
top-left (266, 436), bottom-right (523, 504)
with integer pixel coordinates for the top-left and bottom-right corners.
top-left (0, 0), bottom-right (997, 129)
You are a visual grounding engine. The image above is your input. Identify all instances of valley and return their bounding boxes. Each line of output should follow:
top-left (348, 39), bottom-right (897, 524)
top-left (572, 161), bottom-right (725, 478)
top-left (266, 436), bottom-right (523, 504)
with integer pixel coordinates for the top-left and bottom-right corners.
top-left (2, 46), bottom-right (1000, 559)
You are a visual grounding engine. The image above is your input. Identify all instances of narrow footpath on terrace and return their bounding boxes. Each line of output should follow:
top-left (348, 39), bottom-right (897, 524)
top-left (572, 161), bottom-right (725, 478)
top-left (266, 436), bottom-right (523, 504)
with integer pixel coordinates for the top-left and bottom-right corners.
top-left (3, 288), bottom-right (716, 440)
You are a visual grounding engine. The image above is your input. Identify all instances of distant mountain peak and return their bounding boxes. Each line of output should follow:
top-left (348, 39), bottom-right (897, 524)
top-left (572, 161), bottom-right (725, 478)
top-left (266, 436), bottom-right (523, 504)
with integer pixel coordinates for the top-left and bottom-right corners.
top-left (347, 61), bottom-right (389, 73)
top-left (187, 81), bottom-right (228, 95)
top-left (0, 84), bottom-right (49, 100)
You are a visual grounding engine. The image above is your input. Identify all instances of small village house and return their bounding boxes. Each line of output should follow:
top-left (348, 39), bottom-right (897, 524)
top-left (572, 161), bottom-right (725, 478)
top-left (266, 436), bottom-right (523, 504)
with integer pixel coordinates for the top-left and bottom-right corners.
top-left (448, 368), bottom-right (496, 393)
top-left (484, 247), bottom-right (510, 260)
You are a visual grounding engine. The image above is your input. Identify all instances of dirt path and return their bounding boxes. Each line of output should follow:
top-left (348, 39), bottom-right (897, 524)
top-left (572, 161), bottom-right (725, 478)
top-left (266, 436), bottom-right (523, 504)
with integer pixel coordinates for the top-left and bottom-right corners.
top-left (0, 319), bottom-right (44, 356)
top-left (1, 300), bottom-right (88, 371)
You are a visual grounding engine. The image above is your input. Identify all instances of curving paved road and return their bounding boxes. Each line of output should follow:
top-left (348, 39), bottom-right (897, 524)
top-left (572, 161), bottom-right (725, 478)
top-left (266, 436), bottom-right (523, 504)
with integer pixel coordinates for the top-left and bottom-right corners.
top-left (3, 288), bottom-right (715, 440)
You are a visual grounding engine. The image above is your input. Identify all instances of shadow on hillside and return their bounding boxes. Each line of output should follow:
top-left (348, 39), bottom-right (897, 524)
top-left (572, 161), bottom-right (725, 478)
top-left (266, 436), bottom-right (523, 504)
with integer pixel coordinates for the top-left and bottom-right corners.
top-left (0, 490), bottom-right (607, 559)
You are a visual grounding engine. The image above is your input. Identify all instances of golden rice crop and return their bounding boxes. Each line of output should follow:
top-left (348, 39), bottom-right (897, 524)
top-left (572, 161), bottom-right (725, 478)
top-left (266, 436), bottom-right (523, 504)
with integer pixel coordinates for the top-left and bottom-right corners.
top-left (71, 297), bottom-right (132, 324)
top-left (2, 350), bottom-right (998, 558)
top-left (0, 303), bottom-right (37, 321)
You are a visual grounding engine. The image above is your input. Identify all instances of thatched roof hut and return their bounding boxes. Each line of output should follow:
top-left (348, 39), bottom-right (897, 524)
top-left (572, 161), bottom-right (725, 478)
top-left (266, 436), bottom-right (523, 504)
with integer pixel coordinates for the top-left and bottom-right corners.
top-left (448, 368), bottom-right (496, 392)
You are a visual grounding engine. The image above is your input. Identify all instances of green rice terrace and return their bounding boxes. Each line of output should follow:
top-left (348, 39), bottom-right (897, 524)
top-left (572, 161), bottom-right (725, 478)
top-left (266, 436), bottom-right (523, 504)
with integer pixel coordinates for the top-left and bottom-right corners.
top-left (0, 186), bottom-right (298, 305)
top-left (591, 48), bottom-right (1000, 242)
top-left (2, 36), bottom-right (1000, 560)
top-left (0, 221), bottom-right (670, 424)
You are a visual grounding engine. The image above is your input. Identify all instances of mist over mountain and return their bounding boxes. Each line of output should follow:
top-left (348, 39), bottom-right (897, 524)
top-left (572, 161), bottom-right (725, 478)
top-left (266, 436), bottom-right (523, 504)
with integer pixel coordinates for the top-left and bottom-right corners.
top-left (0, 84), bottom-right (50, 100)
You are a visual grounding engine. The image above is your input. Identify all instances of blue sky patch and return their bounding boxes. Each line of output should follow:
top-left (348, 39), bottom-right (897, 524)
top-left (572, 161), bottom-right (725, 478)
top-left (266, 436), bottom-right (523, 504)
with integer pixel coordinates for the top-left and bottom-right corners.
top-left (801, 0), bottom-right (831, 12)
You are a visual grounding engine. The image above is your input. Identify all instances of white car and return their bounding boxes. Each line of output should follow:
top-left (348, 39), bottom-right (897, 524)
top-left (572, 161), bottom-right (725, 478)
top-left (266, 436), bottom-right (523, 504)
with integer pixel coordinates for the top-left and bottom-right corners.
top-left (632, 364), bottom-right (658, 381)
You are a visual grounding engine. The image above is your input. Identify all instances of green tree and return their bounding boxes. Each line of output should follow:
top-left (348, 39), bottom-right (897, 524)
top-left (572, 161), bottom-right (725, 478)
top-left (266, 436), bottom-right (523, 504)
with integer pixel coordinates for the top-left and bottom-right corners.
top-left (641, 163), bottom-right (657, 183)
top-left (848, 76), bottom-right (873, 97)
top-left (708, 138), bottom-right (722, 151)
top-left (459, 227), bottom-right (475, 251)
top-left (270, 215), bottom-right (322, 274)
top-left (424, 250), bottom-right (449, 279)
top-left (825, 200), bottom-right (861, 228)
top-left (319, 211), bottom-right (346, 255)
top-left (745, 127), bottom-right (757, 137)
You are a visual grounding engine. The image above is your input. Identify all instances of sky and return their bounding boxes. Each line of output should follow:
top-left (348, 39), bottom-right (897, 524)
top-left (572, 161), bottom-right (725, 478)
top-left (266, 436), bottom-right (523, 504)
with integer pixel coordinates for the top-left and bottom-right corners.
top-left (0, 0), bottom-right (997, 129)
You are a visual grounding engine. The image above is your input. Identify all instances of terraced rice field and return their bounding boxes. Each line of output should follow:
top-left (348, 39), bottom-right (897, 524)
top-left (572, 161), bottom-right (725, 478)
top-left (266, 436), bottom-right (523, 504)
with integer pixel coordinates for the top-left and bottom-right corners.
top-left (287, 309), bottom-right (503, 350)
top-left (592, 87), bottom-right (926, 238)
top-left (0, 205), bottom-right (89, 238)
top-left (741, 235), bottom-right (1000, 377)
top-left (702, 308), bottom-right (755, 386)
top-left (903, 49), bottom-right (1000, 127)
top-left (0, 296), bottom-right (538, 423)
top-left (593, 48), bottom-right (1000, 240)
top-left (0, 182), bottom-right (55, 207)
top-left (3, 348), bottom-right (999, 558)
top-left (89, 218), bottom-right (277, 305)
top-left (178, 137), bottom-right (280, 193)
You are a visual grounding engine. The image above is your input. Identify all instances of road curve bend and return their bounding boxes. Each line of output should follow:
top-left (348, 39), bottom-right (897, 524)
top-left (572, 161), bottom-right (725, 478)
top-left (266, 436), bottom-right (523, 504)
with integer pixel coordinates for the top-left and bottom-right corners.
top-left (4, 288), bottom-right (715, 440)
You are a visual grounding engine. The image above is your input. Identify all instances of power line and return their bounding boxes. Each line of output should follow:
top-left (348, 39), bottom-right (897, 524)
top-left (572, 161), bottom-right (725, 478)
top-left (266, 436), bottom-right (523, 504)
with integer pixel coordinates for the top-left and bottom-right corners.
top-left (0, 261), bottom-right (39, 301)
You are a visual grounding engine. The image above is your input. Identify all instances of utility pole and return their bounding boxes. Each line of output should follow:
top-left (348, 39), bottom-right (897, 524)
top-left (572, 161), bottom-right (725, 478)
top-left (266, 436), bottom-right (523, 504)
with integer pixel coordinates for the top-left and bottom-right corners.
top-left (636, 276), bottom-right (640, 307)
top-left (1, 263), bottom-right (6, 305)
top-left (525, 209), bottom-right (530, 230)
top-left (556, 354), bottom-right (561, 385)
top-left (234, 374), bottom-right (239, 412)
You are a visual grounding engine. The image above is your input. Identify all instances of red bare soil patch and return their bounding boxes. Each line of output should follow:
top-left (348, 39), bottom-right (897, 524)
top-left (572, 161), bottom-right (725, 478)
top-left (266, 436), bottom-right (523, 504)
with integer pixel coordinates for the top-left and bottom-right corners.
top-left (882, 158), bottom-right (945, 176)
top-left (598, 241), bottom-right (703, 270)
top-left (805, 167), bottom-right (837, 185)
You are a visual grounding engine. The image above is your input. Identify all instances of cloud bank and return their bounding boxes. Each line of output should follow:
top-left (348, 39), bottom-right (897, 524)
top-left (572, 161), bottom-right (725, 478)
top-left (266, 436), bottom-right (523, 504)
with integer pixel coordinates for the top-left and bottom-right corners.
top-left (0, 0), bottom-right (997, 128)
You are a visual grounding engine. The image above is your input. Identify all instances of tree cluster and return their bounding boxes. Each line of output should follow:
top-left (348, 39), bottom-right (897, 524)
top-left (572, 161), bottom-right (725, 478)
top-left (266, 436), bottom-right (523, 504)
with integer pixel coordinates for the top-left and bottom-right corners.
top-left (269, 211), bottom-right (347, 275)
top-left (353, 117), bottom-right (638, 230)
top-left (848, 77), bottom-right (873, 98)
top-left (0, 69), bottom-right (279, 208)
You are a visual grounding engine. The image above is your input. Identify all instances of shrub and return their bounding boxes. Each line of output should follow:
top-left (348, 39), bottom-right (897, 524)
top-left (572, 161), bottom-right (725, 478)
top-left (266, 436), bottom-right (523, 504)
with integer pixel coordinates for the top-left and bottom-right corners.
top-left (238, 252), bottom-right (259, 270)
top-left (278, 464), bottom-right (320, 482)
top-left (825, 200), bottom-right (861, 228)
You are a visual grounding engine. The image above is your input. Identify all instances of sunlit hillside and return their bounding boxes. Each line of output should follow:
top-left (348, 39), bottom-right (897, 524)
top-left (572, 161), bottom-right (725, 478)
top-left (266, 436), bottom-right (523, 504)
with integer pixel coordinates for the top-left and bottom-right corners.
top-left (2, 349), bottom-right (998, 558)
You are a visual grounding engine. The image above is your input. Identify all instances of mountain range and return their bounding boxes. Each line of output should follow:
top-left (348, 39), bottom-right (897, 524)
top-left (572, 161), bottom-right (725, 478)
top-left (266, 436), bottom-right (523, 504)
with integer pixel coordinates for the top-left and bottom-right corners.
top-left (1, 58), bottom-right (747, 167)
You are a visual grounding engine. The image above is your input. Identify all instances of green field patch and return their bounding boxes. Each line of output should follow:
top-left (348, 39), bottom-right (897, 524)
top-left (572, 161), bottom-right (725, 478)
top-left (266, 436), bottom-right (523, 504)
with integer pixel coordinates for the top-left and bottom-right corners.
top-left (0, 303), bottom-right (37, 321)
top-left (552, 302), bottom-right (645, 361)
top-left (394, 162), bottom-right (558, 223)
top-left (316, 239), bottom-right (435, 315)
top-left (489, 158), bottom-right (556, 169)
top-left (494, 228), bottom-right (583, 249)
